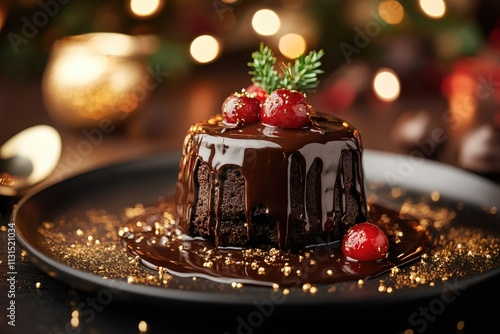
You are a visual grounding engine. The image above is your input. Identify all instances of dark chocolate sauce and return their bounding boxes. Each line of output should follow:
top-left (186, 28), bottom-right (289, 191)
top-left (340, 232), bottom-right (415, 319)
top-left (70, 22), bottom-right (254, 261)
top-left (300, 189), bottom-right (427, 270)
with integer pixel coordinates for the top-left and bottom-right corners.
top-left (120, 198), bottom-right (430, 288)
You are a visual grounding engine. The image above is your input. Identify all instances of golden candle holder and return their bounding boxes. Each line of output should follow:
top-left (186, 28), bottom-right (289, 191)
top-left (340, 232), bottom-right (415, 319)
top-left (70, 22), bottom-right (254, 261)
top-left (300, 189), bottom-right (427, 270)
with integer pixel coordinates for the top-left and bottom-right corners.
top-left (42, 32), bottom-right (159, 129)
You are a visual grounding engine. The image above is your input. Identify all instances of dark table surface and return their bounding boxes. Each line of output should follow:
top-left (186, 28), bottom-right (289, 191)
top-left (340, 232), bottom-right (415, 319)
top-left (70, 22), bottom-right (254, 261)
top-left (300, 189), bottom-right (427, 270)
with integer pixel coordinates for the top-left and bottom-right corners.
top-left (1, 59), bottom-right (500, 334)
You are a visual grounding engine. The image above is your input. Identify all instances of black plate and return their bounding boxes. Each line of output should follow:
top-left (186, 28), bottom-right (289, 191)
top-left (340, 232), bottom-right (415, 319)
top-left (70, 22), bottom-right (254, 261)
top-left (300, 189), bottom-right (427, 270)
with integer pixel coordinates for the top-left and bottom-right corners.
top-left (13, 150), bottom-right (500, 308)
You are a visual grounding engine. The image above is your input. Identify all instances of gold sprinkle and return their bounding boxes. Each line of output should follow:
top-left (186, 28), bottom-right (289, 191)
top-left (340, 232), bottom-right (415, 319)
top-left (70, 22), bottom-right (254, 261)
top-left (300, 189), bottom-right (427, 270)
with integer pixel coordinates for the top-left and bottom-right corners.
top-left (282, 288), bottom-right (290, 295)
top-left (326, 269), bottom-right (333, 276)
top-left (457, 320), bottom-right (465, 330)
top-left (71, 310), bottom-right (79, 318)
top-left (76, 229), bottom-right (84, 236)
top-left (281, 265), bottom-right (292, 277)
top-left (127, 276), bottom-right (134, 284)
top-left (42, 222), bottom-right (54, 229)
top-left (272, 283), bottom-right (280, 291)
top-left (357, 279), bottom-right (365, 286)
top-left (35, 282), bottom-right (41, 289)
top-left (302, 283), bottom-right (312, 291)
top-left (138, 320), bottom-right (148, 332)
top-left (258, 267), bottom-right (266, 275)
top-left (309, 286), bottom-right (318, 294)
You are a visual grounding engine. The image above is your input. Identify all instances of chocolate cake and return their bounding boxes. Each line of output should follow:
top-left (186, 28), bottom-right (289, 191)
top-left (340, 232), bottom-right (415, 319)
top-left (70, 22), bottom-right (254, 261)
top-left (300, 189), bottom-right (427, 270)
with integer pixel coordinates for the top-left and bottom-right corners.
top-left (173, 44), bottom-right (367, 251)
top-left (175, 112), bottom-right (367, 251)
top-left (118, 45), bottom-right (430, 287)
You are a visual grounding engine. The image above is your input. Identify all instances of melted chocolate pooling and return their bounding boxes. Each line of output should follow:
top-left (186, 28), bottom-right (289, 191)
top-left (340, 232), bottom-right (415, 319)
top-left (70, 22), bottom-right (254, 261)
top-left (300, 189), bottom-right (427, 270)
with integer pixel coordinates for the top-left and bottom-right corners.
top-left (120, 199), bottom-right (430, 288)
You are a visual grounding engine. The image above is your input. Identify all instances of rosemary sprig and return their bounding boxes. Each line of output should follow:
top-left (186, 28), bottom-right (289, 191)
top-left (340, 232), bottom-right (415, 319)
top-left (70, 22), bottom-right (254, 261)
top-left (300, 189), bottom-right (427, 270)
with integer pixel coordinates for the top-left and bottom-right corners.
top-left (248, 43), bottom-right (325, 94)
top-left (247, 43), bottom-right (281, 94)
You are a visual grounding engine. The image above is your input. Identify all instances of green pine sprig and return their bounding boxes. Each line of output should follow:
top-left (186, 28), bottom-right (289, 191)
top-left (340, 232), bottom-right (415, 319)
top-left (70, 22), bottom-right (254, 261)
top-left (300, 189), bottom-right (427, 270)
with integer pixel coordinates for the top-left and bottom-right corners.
top-left (248, 43), bottom-right (325, 95)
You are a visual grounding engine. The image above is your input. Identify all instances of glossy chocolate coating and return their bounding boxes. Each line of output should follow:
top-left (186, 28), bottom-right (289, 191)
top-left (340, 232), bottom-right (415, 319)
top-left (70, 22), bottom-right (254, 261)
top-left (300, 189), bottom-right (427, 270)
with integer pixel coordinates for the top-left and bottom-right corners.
top-left (175, 112), bottom-right (367, 250)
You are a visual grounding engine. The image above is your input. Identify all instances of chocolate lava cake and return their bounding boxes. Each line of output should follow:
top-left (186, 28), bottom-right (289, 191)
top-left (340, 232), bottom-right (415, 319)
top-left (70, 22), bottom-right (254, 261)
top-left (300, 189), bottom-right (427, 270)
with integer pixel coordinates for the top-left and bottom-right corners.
top-left (174, 43), bottom-right (367, 251)
top-left (175, 112), bottom-right (367, 251)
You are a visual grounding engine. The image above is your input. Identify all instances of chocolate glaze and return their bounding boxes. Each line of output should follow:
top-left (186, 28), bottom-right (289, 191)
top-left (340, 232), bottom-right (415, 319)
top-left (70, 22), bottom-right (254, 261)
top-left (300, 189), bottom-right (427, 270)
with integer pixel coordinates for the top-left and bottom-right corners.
top-left (175, 112), bottom-right (367, 250)
top-left (120, 199), bottom-right (430, 288)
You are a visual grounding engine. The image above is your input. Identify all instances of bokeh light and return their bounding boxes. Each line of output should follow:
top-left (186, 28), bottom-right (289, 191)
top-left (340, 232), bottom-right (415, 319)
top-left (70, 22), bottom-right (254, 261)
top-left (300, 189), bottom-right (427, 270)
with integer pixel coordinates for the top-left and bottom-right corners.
top-left (419, 0), bottom-right (446, 19)
top-left (190, 35), bottom-right (220, 64)
top-left (379, 1), bottom-right (404, 25)
top-left (373, 68), bottom-right (401, 102)
top-left (130, 0), bottom-right (161, 17)
top-left (279, 33), bottom-right (306, 59)
top-left (252, 9), bottom-right (281, 36)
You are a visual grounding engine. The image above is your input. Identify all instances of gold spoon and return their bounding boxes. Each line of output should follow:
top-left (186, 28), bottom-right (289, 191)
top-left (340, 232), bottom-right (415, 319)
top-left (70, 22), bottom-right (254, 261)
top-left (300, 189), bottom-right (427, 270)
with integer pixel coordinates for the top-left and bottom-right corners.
top-left (0, 125), bottom-right (61, 197)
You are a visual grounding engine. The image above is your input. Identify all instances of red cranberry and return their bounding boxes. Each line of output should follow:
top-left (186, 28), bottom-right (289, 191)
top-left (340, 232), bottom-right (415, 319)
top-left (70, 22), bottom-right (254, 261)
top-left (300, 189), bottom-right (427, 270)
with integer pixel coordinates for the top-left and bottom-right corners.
top-left (261, 88), bottom-right (311, 129)
top-left (341, 222), bottom-right (389, 262)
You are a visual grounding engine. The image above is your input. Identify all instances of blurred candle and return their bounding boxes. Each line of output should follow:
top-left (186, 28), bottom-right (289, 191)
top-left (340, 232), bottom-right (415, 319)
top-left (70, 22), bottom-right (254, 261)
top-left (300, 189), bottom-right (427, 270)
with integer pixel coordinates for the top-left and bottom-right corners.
top-left (41, 32), bottom-right (158, 129)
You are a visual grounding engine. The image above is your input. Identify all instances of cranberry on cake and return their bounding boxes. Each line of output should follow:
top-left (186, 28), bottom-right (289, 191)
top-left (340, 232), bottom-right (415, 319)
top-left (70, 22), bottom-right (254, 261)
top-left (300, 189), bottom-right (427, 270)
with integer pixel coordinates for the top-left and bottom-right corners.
top-left (175, 43), bottom-right (367, 251)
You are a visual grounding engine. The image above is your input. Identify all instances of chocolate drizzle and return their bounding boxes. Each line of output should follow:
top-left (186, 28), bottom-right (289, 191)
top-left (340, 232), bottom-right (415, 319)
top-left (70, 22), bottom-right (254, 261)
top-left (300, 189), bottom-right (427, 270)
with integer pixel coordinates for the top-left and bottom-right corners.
top-left (175, 112), bottom-right (367, 250)
top-left (120, 199), bottom-right (430, 288)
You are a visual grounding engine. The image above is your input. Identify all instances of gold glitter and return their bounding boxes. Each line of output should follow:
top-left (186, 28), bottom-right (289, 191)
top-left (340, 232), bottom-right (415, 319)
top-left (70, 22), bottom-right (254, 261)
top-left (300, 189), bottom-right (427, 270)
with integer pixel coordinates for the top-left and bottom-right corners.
top-left (33, 193), bottom-right (500, 295)
top-left (231, 282), bottom-right (243, 289)
top-left (281, 265), bottom-right (292, 277)
top-left (43, 222), bottom-right (54, 229)
top-left (203, 261), bottom-right (213, 268)
top-left (378, 280), bottom-right (387, 292)
top-left (138, 320), bottom-right (148, 332)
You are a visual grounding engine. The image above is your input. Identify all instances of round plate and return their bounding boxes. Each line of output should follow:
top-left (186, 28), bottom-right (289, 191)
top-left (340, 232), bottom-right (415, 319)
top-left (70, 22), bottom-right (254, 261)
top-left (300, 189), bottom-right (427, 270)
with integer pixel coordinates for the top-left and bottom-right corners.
top-left (13, 150), bottom-right (500, 308)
